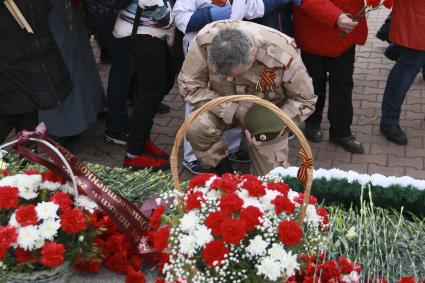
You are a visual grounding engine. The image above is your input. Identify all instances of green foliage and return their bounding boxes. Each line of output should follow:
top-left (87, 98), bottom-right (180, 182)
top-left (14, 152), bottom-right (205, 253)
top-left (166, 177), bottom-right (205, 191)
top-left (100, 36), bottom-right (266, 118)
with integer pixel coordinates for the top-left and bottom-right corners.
top-left (325, 187), bottom-right (425, 282)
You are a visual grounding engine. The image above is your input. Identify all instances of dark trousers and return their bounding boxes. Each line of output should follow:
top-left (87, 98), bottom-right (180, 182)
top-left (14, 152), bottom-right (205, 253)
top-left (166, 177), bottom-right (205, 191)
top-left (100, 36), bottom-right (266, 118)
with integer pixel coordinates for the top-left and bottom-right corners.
top-left (381, 47), bottom-right (425, 125)
top-left (85, 10), bottom-right (133, 134)
top-left (121, 35), bottom-right (175, 155)
top-left (302, 46), bottom-right (356, 138)
top-left (0, 112), bottom-right (38, 143)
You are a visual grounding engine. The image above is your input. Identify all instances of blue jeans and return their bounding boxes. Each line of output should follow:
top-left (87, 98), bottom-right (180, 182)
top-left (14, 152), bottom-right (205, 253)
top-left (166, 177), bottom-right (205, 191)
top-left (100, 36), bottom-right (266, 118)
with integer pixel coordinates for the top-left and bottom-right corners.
top-left (381, 47), bottom-right (425, 125)
top-left (85, 10), bottom-right (133, 133)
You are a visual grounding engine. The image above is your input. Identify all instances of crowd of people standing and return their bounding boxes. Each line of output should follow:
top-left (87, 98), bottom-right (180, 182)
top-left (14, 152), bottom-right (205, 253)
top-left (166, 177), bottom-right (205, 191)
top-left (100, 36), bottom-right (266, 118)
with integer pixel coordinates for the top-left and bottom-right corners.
top-left (0, 0), bottom-right (423, 174)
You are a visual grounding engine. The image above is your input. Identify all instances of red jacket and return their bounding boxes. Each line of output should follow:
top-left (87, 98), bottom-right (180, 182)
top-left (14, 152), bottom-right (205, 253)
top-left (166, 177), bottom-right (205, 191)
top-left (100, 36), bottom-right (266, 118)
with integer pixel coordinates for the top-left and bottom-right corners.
top-left (293, 0), bottom-right (368, 57)
top-left (390, 0), bottom-right (425, 51)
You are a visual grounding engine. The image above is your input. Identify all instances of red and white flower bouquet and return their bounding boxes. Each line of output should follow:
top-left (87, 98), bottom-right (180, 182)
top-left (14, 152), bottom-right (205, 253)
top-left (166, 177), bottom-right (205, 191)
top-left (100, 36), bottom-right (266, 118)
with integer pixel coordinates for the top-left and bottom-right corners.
top-left (0, 169), bottom-right (103, 276)
top-left (148, 173), bottom-right (330, 283)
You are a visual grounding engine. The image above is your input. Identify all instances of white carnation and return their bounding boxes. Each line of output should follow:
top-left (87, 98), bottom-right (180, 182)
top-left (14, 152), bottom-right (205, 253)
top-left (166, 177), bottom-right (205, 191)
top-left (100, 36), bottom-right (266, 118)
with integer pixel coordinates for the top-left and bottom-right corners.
top-left (179, 211), bottom-right (200, 233)
top-left (287, 190), bottom-right (300, 205)
top-left (36, 202), bottom-right (59, 220)
top-left (193, 225), bottom-right (213, 248)
top-left (246, 235), bottom-right (268, 256)
top-left (40, 181), bottom-right (62, 191)
top-left (39, 219), bottom-right (61, 241)
top-left (279, 250), bottom-right (300, 277)
top-left (179, 235), bottom-right (197, 257)
top-left (60, 182), bottom-right (77, 196)
top-left (268, 243), bottom-right (286, 261)
top-left (256, 257), bottom-right (281, 281)
top-left (17, 225), bottom-right (41, 251)
top-left (76, 195), bottom-right (98, 213)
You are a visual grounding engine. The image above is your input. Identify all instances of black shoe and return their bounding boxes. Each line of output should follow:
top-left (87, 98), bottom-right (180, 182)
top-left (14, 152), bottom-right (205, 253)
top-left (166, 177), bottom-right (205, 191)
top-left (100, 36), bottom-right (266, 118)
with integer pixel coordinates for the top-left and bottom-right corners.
top-left (305, 124), bottom-right (322, 143)
top-left (105, 129), bottom-right (127, 145)
top-left (380, 124), bottom-right (407, 145)
top-left (157, 103), bottom-right (170, 115)
top-left (330, 135), bottom-right (364, 154)
top-left (228, 150), bottom-right (250, 164)
top-left (182, 160), bottom-right (214, 174)
top-left (214, 157), bottom-right (233, 176)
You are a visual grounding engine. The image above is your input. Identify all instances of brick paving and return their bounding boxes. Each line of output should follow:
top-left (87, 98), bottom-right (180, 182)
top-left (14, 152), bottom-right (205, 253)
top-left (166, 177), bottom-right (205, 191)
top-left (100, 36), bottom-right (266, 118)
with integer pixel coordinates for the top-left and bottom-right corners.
top-left (73, 8), bottom-right (425, 181)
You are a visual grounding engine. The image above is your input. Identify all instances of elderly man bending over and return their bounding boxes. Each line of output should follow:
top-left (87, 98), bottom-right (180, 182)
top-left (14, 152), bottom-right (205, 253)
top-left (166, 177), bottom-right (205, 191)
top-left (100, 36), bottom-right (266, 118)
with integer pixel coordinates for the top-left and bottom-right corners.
top-left (178, 20), bottom-right (316, 176)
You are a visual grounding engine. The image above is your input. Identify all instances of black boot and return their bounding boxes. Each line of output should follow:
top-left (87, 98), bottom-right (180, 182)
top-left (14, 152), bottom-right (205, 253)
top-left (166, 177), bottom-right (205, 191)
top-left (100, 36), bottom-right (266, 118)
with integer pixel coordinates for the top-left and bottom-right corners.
top-left (214, 157), bottom-right (233, 176)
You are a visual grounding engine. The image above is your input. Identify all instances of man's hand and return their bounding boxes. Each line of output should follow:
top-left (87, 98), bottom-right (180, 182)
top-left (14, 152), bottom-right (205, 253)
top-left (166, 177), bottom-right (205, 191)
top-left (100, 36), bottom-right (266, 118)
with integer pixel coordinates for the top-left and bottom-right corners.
top-left (194, 141), bottom-right (229, 168)
top-left (210, 4), bottom-right (232, 21)
top-left (337, 13), bottom-right (358, 34)
top-left (245, 130), bottom-right (263, 147)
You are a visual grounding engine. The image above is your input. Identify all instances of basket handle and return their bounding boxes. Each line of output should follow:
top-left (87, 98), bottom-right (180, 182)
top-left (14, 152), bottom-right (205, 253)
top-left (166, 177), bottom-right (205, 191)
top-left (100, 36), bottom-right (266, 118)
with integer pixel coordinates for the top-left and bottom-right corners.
top-left (0, 129), bottom-right (79, 197)
top-left (170, 95), bottom-right (314, 226)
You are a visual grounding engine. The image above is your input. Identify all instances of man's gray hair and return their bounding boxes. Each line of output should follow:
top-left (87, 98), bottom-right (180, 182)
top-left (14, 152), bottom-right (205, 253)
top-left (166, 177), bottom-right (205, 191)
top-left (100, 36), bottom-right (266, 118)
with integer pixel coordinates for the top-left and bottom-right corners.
top-left (208, 28), bottom-right (252, 76)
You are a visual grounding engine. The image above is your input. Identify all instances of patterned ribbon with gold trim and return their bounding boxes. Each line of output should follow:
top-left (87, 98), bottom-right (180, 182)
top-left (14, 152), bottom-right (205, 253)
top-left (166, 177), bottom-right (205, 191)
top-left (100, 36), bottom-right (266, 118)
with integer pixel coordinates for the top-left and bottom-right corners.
top-left (296, 147), bottom-right (313, 183)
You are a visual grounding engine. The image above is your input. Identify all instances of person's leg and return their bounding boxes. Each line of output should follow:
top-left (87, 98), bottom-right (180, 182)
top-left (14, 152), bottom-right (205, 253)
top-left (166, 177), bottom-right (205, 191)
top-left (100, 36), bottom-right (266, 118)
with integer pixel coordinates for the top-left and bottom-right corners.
top-left (122, 35), bottom-right (170, 169)
top-left (328, 46), bottom-right (363, 153)
top-left (301, 51), bottom-right (327, 142)
top-left (381, 47), bottom-right (425, 144)
top-left (87, 11), bottom-right (133, 143)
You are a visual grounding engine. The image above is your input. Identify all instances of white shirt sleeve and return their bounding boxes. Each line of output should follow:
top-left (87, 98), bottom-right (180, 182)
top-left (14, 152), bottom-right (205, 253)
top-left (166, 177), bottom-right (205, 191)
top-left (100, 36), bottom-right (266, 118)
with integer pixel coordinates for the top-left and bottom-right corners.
top-left (173, 0), bottom-right (211, 33)
top-left (244, 0), bottom-right (265, 20)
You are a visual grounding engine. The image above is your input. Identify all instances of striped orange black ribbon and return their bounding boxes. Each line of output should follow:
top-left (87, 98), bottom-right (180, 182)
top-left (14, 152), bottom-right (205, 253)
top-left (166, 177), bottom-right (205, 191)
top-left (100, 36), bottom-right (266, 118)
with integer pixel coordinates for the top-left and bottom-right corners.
top-left (257, 67), bottom-right (277, 92)
top-left (297, 147), bottom-right (313, 182)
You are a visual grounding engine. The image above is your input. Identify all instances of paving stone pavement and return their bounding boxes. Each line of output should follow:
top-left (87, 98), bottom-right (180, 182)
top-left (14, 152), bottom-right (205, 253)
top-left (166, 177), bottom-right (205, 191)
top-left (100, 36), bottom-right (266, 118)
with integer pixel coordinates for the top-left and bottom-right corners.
top-left (66, 8), bottom-right (425, 283)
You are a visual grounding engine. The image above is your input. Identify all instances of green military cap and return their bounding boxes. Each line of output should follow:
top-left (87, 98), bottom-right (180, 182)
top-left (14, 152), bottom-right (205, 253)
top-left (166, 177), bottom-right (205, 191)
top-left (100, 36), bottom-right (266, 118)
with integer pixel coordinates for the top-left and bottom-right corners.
top-left (243, 105), bottom-right (284, 142)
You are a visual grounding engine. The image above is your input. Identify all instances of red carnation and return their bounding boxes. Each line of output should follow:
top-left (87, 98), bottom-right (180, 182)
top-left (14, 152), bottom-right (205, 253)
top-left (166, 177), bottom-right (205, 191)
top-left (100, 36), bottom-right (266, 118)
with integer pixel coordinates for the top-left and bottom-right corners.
top-left (205, 211), bottom-right (227, 237)
top-left (23, 170), bottom-right (40, 175)
top-left (79, 256), bottom-right (103, 273)
top-left (316, 207), bottom-right (329, 226)
top-left (150, 205), bottom-right (165, 229)
top-left (211, 174), bottom-right (238, 194)
top-left (49, 192), bottom-right (73, 211)
top-left (241, 174), bottom-right (259, 182)
top-left (271, 195), bottom-right (295, 215)
top-left (202, 240), bottom-right (228, 267)
top-left (383, 0), bottom-right (393, 8)
top-left (294, 193), bottom-right (317, 205)
top-left (188, 173), bottom-right (216, 189)
top-left (40, 242), bottom-right (65, 267)
top-left (129, 255), bottom-right (142, 271)
top-left (155, 278), bottom-right (166, 283)
top-left (16, 204), bottom-right (38, 226)
top-left (240, 206), bottom-right (263, 231)
top-left (398, 277), bottom-right (416, 283)
top-left (267, 182), bottom-right (290, 195)
top-left (126, 266), bottom-right (145, 283)
top-left (321, 260), bottom-right (341, 282)
top-left (61, 208), bottom-right (88, 234)
top-left (147, 227), bottom-right (170, 252)
top-left (278, 220), bottom-right (303, 246)
top-left (42, 171), bottom-right (65, 184)
top-left (157, 252), bottom-right (170, 273)
top-left (366, 0), bottom-right (380, 8)
top-left (337, 256), bottom-right (354, 274)
top-left (0, 225), bottom-right (18, 260)
top-left (1, 170), bottom-right (10, 176)
top-left (185, 191), bottom-right (205, 211)
top-left (0, 186), bottom-right (19, 209)
top-left (219, 193), bottom-right (243, 214)
top-left (220, 218), bottom-right (246, 244)
top-left (106, 233), bottom-right (131, 255)
top-left (105, 251), bottom-right (129, 274)
top-left (243, 179), bottom-right (266, 197)
top-left (15, 248), bottom-right (37, 264)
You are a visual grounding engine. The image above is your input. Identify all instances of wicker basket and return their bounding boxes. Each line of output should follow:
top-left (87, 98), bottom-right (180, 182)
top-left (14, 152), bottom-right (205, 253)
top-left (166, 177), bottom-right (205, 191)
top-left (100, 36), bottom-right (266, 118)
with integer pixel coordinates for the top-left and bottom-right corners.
top-left (6, 262), bottom-right (70, 283)
top-left (170, 95), bottom-right (314, 226)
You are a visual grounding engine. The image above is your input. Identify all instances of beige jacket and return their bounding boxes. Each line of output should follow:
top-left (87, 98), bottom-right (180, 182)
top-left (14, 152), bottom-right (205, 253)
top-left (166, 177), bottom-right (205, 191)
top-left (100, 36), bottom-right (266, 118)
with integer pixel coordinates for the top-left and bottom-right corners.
top-left (178, 20), bottom-right (316, 126)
